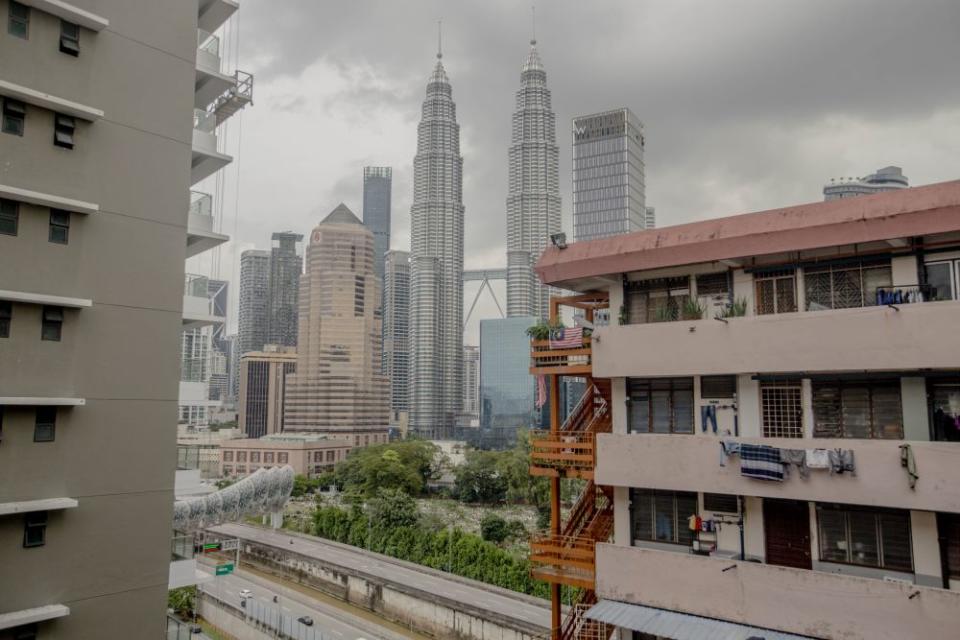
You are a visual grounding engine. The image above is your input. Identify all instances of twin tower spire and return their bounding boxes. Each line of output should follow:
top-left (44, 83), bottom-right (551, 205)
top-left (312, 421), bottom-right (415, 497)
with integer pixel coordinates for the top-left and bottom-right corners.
top-left (408, 20), bottom-right (560, 439)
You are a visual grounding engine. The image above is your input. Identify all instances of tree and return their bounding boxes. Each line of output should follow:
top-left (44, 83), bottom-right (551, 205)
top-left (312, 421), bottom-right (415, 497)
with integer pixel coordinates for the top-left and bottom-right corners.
top-left (366, 488), bottom-right (420, 530)
top-left (290, 474), bottom-right (311, 498)
top-left (480, 513), bottom-right (508, 544)
top-left (333, 440), bottom-right (441, 498)
top-left (167, 586), bottom-right (196, 618)
top-left (454, 450), bottom-right (507, 503)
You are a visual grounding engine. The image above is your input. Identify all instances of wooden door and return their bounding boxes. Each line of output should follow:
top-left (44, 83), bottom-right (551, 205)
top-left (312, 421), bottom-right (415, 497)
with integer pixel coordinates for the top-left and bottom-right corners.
top-left (764, 499), bottom-right (812, 570)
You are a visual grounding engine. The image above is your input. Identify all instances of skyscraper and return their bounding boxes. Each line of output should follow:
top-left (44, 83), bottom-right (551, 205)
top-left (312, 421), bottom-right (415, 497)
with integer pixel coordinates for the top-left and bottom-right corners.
top-left (823, 165), bottom-right (909, 200)
top-left (644, 205), bottom-right (656, 229)
top-left (383, 250), bottom-right (410, 413)
top-left (363, 166), bottom-right (392, 286)
top-left (239, 249), bottom-right (270, 354)
top-left (283, 205), bottom-right (390, 447)
top-left (572, 107), bottom-right (646, 242)
top-left (506, 37), bottom-right (561, 320)
top-left (239, 346), bottom-right (297, 439)
top-left (462, 344), bottom-right (480, 420)
top-left (409, 44), bottom-right (465, 439)
top-left (479, 316), bottom-right (538, 449)
top-left (267, 231), bottom-right (303, 347)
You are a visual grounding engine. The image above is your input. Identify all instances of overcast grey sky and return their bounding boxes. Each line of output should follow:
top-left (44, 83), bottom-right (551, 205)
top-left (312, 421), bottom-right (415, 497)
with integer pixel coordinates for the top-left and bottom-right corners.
top-left (197, 0), bottom-right (960, 341)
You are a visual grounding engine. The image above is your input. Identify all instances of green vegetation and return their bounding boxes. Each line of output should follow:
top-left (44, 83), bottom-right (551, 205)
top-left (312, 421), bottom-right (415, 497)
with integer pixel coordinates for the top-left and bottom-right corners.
top-left (717, 296), bottom-right (749, 319)
top-left (681, 297), bottom-right (706, 320)
top-left (333, 440), bottom-right (441, 498)
top-left (167, 586), bottom-right (196, 618)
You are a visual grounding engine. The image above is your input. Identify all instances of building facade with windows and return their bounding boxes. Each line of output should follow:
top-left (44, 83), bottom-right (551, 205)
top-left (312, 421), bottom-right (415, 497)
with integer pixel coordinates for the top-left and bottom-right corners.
top-left (267, 231), bottom-right (302, 348)
top-left (0, 0), bottom-right (249, 635)
top-left (219, 433), bottom-right (351, 479)
top-left (479, 316), bottom-right (537, 449)
top-left (571, 108), bottom-right (647, 242)
top-left (462, 344), bottom-right (480, 420)
top-left (530, 180), bottom-right (960, 639)
top-left (362, 166), bottom-right (392, 288)
top-left (238, 346), bottom-right (296, 439)
top-left (383, 249), bottom-right (410, 412)
top-left (239, 248), bottom-right (270, 354)
top-left (505, 38), bottom-right (561, 320)
top-left (823, 165), bottom-right (909, 201)
top-left (282, 204), bottom-right (390, 447)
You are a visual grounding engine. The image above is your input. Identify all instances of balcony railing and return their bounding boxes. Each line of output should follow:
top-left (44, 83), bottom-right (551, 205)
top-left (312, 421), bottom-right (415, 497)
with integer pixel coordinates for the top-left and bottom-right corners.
top-left (529, 534), bottom-right (597, 589)
top-left (530, 337), bottom-right (592, 375)
top-left (189, 191), bottom-right (213, 218)
top-left (529, 431), bottom-right (595, 478)
top-left (184, 273), bottom-right (209, 298)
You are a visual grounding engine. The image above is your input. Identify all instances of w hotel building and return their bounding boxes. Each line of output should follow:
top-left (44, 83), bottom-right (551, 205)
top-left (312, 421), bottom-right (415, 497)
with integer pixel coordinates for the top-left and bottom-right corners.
top-left (529, 180), bottom-right (960, 639)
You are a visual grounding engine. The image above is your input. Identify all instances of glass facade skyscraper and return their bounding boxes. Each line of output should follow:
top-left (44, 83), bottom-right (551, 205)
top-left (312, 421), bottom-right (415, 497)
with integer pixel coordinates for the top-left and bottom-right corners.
top-left (479, 316), bottom-right (538, 449)
top-left (363, 166), bottom-right (392, 286)
top-left (267, 231), bottom-right (303, 347)
top-left (572, 108), bottom-right (647, 242)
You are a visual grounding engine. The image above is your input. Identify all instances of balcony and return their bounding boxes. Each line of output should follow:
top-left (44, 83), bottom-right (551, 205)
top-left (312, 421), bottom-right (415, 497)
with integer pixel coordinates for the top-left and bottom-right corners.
top-left (195, 30), bottom-right (235, 107)
top-left (596, 433), bottom-right (960, 513)
top-left (530, 336), bottom-right (593, 376)
top-left (592, 300), bottom-right (960, 378)
top-left (198, 0), bottom-right (239, 33)
top-left (595, 543), bottom-right (960, 640)
top-left (529, 534), bottom-right (596, 590)
top-left (529, 430), bottom-right (595, 479)
top-left (186, 191), bottom-right (229, 259)
top-left (191, 109), bottom-right (232, 185)
top-left (182, 274), bottom-right (223, 330)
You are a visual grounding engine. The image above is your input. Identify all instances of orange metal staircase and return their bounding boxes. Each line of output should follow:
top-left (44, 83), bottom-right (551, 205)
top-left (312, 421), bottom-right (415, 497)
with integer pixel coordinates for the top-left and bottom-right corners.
top-left (527, 293), bottom-right (614, 640)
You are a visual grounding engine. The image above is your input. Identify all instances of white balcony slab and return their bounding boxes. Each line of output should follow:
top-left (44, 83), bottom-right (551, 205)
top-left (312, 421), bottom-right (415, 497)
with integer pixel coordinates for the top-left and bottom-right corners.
top-left (195, 66), bottom-right (234, 109)
top-left (18, 0), bottom-right (107, 30)
top-left (0, 78), bottom-right (103, 121)
top-left (0, 605), bottom-right (70, 631)
top-left (0, 497), bottom-right (78, 516)
top-left (0, 289), bottom-right (91, 308)
top-left (186, 212), bottom-right (229, 259)
top-left (0, 397), bottom-right (85, 406)
top-left (190, 134), bottom-right (232, 186)
top-left (198, 0), bottom-right (239, 33)
top-left (0, 184), bottom-right (98, 215)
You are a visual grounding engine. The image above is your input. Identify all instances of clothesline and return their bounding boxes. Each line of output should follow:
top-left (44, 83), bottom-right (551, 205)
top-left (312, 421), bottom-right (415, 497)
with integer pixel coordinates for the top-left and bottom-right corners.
top-left (719, 440), bottom-right (856, 482)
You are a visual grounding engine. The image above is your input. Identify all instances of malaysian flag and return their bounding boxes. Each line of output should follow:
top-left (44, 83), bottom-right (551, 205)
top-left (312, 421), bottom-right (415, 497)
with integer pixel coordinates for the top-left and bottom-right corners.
top-left (549, 326), bottom-right (583, 350)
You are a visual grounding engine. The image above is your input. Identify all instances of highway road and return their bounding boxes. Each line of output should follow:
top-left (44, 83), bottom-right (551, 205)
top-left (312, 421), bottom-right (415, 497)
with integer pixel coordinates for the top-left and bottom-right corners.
top-left (209, 522), bottom-right (553, 631)
top-left (200, 567), bottom-right (418, 640)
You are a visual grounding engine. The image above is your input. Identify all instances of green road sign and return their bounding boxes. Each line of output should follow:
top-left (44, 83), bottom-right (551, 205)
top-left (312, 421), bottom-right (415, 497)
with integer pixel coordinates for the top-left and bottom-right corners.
top-left (215, 563), bottom-right (234, 576)
top-left (203, 542), bottom-right (221, 553)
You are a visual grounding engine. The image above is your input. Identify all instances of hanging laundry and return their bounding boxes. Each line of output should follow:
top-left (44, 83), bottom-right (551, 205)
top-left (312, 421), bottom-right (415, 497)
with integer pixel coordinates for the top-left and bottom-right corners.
top-left (535, 375), bottom-right (547, 409)
top-left (719, 440), bottom-right (741, 467)
top-left (739, 443), bottom-right (784, 481)
top-left (781, 449), bottom-right (809, 479)
top-left (701, 405), bottom-right (718, 434)
top-left (805, 449), bottom-right (830, 469)
top-left (688, 514), bottom-right (701, 531)
top-left (828, 448), bottom-right (856, 475)
top-left (899, 444), bottom-right (918, 489)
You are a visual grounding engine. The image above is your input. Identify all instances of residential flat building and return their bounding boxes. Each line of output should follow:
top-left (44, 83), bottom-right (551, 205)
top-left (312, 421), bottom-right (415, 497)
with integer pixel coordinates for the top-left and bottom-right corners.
top-left (824, 165), bottom-right (909, 200)
top-left (220, 433), bottom-right (352, 479)
top-left (238, 346), bottom-right (296, 439)
top-left (506, 37), bottom-right (561, 320)
top-left (225, 333), bottom-right (240, 404)
top-left (409, 45), bottom-right (465, 439)
top-left (383, 249), bottom-right (410, 411)
top-left (572, 108), bottom-right (646, 242)
top-left (479, 317), bottom-right (537, 449)
top-left (267, 231), bottom-right (302, 347)
top-left (283, 204), bottom-right (390, 447)
top-left (363, 166), bottom-right (392, 287)
top-left (644, 205), bottom-right (656, 229)
top-left (238, 249), bottom-right (270, 354)
top-left (462, 344), bottom-right (480, 420)
top-left (0, 0), bottom-right (247, 635)
top-left (177, 426), bottom-right (243, 479)
top-left (529, 180), bottom-right (960, 639)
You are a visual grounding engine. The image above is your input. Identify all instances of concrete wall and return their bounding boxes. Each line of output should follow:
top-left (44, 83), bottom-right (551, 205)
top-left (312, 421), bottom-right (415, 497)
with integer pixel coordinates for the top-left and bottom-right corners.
top-left (237, 540), bottom-right (547, 640)
top-left (0, 0), bottom-right (196, 636)
top-left (595, 543), bottom-right (960, 640)
top-left (593, 299), bottom-right (960, 378)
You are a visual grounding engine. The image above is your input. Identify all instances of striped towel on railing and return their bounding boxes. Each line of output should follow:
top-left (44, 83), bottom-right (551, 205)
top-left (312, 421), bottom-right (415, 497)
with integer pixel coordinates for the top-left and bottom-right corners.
top-left (549, 327), bottom-right (583, 349)
top-left (739, 443), bottom-right (784, 481)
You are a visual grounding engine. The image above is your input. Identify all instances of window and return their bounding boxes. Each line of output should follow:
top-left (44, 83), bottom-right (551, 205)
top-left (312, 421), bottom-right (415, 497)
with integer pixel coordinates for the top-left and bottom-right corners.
top-left (0, 301), bottom-right (10, 338)
top-left (54, 114), bottom-right (76, 149)
top-left (939, 513), bottom-right (960, 580)
top-left (627, 378), bottom-right (694, 434)
top-left (23, 511), bottom-right (47, 548)
top-left (700, 375), bottom-right (736, 399)
top-left (41, 306), bottom-right (63, 341)
top-left (223, 451), bottom-right (234, 462)
top-left (703, 493), bottom-right (739, 514)
top-left (623, 277), bottom-right (691, 323)
top-left (5, 622), bottom-right (38, 640)
top-left (817, 504), bottom-right (912, 572)
top-left (264, 451), bottom-right (274, 463)
top-left (236, 451), bottom-right (247, 462)
top-left (804, 260), bottom-right (892, 311)
top-left (925, 260), bottom-right (957, 301)
top-left (930, 378), bottom-right (960, 442)
top-left (34, 407), bottom-right (56, 442)
top-left (755, 269), bottom-right (796, 315)
top-left (326, 450), bottom-right (335, 462)
top-left (222, 465), bottom-right (233, 475)
top-left (278, 452), bottom-right (288, 464)
top-left (49, 209), bottom-right (70, 244)
top-left (813, 380), bottom-right (903, 439)
top-left (236, 465), bottom-right (246, 473)
top-left (0, 198), bottom-right (18, 235)
top-left (2, 98), bottom-right (25, 136)
top-left (313, 451), bottom-right (321, 462)
top-left (59, 20), bottom-right (80, 56)
top-left (695, 272), bottom-right (729, 296)
top-left (760, 381), bottom-right (803, 438)
top-left (7, 1), bottom-right (28, 39)
top-left (250, 451), bottom-right (260, 463)
top-left (630, 488), bottom-right (697, 546)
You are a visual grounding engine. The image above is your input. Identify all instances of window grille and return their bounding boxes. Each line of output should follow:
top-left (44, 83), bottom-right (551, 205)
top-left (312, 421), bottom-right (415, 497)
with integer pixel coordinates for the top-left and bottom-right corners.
top-left (695, 272), bottom-right (729, 296)
top-left (760, 381), bottom-right (803, 437)
top-left (703, 493), bottom-right (739, 513)
top-left (624, 277), bottom-right (691, 324)
top-left (805, 261), bottom-right (892, 311)
top-left (701, 375), bottom-right (736, 399)
top-left (628, 378), bottom-right (694, 434)
top-left (812, 380), bottom-right (903, 439)
top-left (817, 504), bottom-right (912, 572)
top-left (755, 269), bottom-right (796, 315)
top-left (630, 488), bottom-right (697, 545)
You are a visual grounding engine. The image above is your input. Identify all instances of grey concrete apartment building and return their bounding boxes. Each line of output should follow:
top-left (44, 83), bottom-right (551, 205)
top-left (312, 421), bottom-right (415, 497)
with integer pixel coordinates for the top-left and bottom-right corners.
top-left (267, 231), bottom-right (302, 348)
top-left (0, 0), bottom-right (248, 636)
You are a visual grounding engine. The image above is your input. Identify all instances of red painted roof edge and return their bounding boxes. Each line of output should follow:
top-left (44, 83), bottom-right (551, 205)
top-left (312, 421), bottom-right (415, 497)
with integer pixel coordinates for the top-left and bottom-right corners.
top-left (536, 180), bottom-right (960, 286)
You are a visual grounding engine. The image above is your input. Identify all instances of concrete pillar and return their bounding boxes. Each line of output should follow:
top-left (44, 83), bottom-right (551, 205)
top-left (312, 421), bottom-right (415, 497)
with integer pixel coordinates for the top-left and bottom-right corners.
top-left (901, 377), bottom-right (930, 441)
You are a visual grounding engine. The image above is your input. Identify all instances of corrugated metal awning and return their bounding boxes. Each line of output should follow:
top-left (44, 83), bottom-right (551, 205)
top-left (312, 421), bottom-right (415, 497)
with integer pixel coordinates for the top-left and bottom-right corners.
top-left (585, 600), bottom-right (816, 640)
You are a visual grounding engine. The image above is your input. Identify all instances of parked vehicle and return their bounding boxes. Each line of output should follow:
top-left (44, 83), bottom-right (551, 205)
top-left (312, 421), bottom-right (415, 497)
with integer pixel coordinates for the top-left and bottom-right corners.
top-left (297, 616), bottom-right (314, 626)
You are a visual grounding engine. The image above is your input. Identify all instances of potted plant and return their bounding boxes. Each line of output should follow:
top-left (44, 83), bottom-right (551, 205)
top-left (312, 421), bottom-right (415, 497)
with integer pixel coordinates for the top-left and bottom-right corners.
top-left (716, 296), bottom-right (748, 319)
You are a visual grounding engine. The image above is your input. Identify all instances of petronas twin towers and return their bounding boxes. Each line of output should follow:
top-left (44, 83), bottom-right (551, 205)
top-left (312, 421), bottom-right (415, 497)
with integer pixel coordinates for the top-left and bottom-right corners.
top-left (409, 36), bottom-right (560, 438)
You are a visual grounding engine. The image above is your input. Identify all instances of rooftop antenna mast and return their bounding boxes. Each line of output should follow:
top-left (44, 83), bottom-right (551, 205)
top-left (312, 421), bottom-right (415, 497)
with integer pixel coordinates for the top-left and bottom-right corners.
top-left (531, 5), bottom-right (536, 45)
top-left (437, 19), bottom-right (442, 58)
